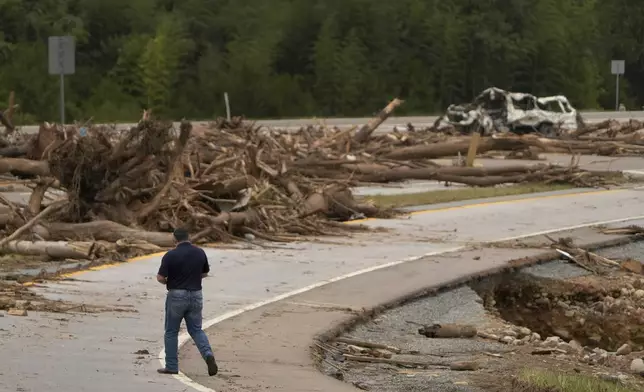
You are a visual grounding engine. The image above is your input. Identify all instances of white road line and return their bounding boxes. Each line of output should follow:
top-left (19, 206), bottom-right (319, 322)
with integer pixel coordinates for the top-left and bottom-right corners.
top-left (493, 215), bottom-right (644, 243)
top-left (162, 214), bottom-right (644, 392)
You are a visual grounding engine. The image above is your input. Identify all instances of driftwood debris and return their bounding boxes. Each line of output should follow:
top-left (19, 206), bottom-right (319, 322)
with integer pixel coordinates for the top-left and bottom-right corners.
top-left (353, 98), bottom-right (403, 143)
top-left (3, 240), bottom-right (98, 260)
top-left (417, 323), bottom-right (478, 339)
top-left (0, 111), bottom-right (634, 265)
top-left (546, 235), bottom-right (622, 274)
top-left (343, 354), bottom-right (450, 368)
top-left (334, 337), bottom-right (402, 354)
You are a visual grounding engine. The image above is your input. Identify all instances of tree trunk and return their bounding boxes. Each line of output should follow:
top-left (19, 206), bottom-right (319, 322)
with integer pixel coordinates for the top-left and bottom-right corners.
top-left (4, 240), bottom-right (94, 259)
top-left (354, 98), bottom-right (404, 143)
top-left (359, 165), bottom-right (537, 183)
top-left (27, 123), bottom-right (64, 160)
top-left (0, 144), bottom-right (28, 158)
top-left (383, 137), bottom-right (530, 160)
top-left (27, 180), bottom-right (55, 215)
top-left (570, 120), bottom-right (612, 138)
top-left (300, 185), bottom-right (378, 219)
top-left (0, 111), bottom-right (13, 133)
top-left (0, 158), bottom-right (50, 177)
top-left (42, 220), bottom-right (175, 247)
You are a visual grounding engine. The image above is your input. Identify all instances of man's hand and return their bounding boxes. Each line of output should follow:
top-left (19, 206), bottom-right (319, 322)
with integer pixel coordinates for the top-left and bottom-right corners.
top-left (157, 274), bottom-right (167, 284)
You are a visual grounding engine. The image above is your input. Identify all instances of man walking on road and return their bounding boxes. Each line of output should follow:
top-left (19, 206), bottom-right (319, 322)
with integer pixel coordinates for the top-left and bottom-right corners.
top-left (156, 228), bottom-right (218, 376)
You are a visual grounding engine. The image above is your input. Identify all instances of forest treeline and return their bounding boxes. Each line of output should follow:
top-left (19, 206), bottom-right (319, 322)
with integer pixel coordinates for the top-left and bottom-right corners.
top-left (0, 0), bottom-right (642, 123)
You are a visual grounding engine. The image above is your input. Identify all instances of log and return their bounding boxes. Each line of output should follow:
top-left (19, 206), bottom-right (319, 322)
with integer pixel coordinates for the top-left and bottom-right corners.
top-left (193, 210), bottom-right (260, 229)
top-left (449, 361), bottom-right (480, 371)
top-left (0, 200), bottom-right (66, 248)
top-left (465, 131), bottom-right (482, 167)
top-left (343, 354), bottom-right (448, 368)
top-left (359, 165), bottom-right (537, 183)
top-left (0, 111), bottom-right (13, 133)
top-left (340, 163), bottom-right (393, 174)
top-left (531, 348), bottom-right (567, 355)
top-left (0, 158), bottom-right (50, 177)
top-left (519, 135), bottom-right (644, 155)
top-left (334, 337), bottom-right (401, 354)
top-left (433, 173), bottom-right (529, 186)
top-left (28, 123), bottom-right (64, 160)
top-left (354, 98), bottom-right (404, 143)
top-left (570, 119), bottom-right (611, 138)
top-left (301, 185), bottom-right (377, 219)
top-left (0, 144), bottom-right (28, 158)
top-left (27, 179), bottom-right (55, 215)
top-left (3, 240), bottom-right (94, 259)
top-left (383, 137), bottom-right (530, 160)
top-left (42, 220), bottom-right (175, 247)
top-left (418, 323), bottom-right (478, 338)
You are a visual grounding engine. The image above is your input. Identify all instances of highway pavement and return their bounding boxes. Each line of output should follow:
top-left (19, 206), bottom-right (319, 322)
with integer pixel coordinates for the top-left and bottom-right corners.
top-left (3, 187), bottom-right (644, 391)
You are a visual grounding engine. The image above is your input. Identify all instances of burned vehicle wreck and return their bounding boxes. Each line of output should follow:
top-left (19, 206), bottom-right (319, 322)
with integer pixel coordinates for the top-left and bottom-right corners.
top-left (435, 87), bottom-right (585, 137)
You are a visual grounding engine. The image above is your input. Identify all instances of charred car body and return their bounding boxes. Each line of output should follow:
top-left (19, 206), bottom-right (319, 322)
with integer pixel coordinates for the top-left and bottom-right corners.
top-left (435, 87), bottom-right (584, 136)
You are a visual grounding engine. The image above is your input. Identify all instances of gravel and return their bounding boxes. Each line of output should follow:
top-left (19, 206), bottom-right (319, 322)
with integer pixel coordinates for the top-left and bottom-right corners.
top-left (522, 259), bottom-right (590, 280)
top-left (335, 286), bottom-right (506, 392)
top-left (597, 240), bottom-right (644, 261)
top-left (329, 244), bottom-right (641, 392)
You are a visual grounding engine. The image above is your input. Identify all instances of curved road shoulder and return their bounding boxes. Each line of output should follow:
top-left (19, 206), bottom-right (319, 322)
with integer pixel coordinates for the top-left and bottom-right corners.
top-left (177, 189), bottom-right (644, 391)
top-left (178, 224), bottom-right (638, 392)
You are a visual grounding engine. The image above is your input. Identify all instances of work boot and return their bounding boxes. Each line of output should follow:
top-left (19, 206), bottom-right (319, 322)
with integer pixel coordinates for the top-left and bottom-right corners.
top-left (157, 368), bottom-right (179, 375)
top-left (205, 355), bottom-right (218, 376)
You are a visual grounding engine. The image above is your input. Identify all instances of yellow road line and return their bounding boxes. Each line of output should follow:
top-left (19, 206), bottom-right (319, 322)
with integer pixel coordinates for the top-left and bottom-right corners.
top-left (20, 251), bottom-right (167, 286)
top-left (349, 188), bottom-right (623, 224)
top-left (19, 188), bottom-right (624, 286)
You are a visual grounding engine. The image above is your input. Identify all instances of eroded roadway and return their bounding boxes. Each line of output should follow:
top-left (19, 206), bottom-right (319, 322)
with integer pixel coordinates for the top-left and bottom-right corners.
top-left (3, 187), bottom-right (644, 392)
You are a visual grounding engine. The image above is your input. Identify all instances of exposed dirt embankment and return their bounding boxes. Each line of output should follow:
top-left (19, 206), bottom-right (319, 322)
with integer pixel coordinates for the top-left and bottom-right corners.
top-left (471, 272), bottom-right (644, 352)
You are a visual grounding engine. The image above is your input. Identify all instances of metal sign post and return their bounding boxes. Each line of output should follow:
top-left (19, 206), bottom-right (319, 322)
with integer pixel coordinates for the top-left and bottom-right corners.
top-left (48, 36), bottom-right (75, 125)
top-left (611, 60), bottom-right (625, 111)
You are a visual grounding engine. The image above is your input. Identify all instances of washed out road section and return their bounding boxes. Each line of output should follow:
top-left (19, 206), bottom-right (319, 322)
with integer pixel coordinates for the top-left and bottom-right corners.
top-left (1, 189), bottom-right (644, 392)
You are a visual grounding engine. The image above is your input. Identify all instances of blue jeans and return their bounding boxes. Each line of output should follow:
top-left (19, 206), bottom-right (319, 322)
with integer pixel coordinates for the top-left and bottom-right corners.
top-left (164, 289), bottom-right (214, 372)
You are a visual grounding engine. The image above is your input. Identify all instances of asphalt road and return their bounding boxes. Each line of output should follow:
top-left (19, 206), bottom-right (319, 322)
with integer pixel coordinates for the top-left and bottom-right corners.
top-left (15, 110), bottom-right (644, 134)
top-left (3, 188), bottom-right (644, 392)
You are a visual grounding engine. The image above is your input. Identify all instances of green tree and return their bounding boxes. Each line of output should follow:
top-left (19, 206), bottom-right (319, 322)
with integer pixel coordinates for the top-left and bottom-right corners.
top-left (0, 0), bottom-right (642, 121)
top-left (138, 14), bottom-right (193, 117)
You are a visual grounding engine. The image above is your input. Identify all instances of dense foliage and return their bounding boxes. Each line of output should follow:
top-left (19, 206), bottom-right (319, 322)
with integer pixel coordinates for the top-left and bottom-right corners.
top-left (0, 0), bottom-right (642, 123)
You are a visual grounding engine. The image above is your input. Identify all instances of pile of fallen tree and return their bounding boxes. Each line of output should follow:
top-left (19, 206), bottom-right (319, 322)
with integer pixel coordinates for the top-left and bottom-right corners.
top-left (0, 101), bottom-right (634, 262)
top-left (424, 121), bottom-right (644, 158)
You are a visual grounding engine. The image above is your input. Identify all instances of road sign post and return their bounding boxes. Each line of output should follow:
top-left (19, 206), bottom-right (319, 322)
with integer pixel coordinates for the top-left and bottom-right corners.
top-left (611, 60), bottom-right (625, 111)
top-left (48, 36), bottom-right (75, 125)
